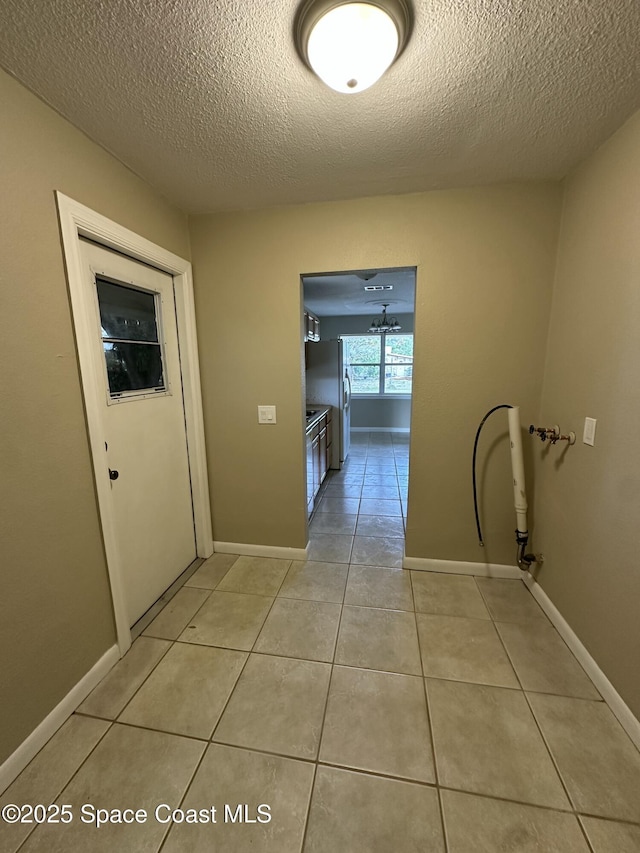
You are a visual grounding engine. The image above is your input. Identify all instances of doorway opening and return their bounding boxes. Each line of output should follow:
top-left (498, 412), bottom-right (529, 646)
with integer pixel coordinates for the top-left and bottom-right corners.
top-left (302, 267), bottom-right (416, 566)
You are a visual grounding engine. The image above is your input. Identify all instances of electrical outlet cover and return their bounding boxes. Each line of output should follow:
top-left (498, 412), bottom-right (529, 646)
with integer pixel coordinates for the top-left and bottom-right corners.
top-left (583, 417), bottom-right (596, 446)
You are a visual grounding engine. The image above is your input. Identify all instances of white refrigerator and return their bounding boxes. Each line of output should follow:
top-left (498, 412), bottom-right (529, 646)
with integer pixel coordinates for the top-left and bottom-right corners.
top-left (306, 340), bottom-right (351, 468)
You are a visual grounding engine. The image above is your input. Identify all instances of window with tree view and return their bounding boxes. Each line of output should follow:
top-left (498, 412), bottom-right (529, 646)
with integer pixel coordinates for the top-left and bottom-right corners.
top-left (343, 334), bottom-right (413, 395)
top-left (97, 277), bottom-right (166, 398)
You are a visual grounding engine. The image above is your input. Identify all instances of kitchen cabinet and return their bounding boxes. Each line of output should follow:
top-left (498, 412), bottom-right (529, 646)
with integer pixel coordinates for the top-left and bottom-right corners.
top-left (305, 406), bottom-right (331, 517)
top-left (325, 410), bottom-right (333, 472)
top-left (312, 431), bottom-right (320, 499)
top-left (304, 309), bottom-right (320, 342)
top-left (319, 424), bottom-right (327, 490)
top-left (306, 430), bottom-right (314, 517)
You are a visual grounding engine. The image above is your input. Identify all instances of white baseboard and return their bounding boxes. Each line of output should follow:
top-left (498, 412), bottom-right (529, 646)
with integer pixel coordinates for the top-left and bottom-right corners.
top-left (403, 556), bottom-right (522, 579)
top-left (522, 573), bottom-right (640, 751)
top-left (351, 427), bottom-right (410, 433)
top-left (213, 541), bottom-right (309, 561)
top-left (0, 644), bottom-right (119, 795)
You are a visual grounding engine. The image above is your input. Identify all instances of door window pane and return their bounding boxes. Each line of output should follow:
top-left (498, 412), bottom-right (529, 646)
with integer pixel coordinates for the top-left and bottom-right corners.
top-left (97, 277), bottom-right (165, 397)
top-left (97, 279), bottom-right (159, 341)
top-left (103, 342), bottom-right (164, 394)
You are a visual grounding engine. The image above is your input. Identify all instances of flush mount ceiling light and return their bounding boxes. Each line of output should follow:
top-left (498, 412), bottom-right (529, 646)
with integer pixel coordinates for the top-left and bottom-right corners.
top-left (295, 0), bottom-right (412, 94)
top-left (368, 303), bottom-right (402, 333)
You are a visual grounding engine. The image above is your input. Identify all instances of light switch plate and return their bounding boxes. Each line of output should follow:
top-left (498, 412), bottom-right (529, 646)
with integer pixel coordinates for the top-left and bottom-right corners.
top-left (258, 405), bottom-right (277, 424)
top-left (583, 417), bottom-right (596, 446)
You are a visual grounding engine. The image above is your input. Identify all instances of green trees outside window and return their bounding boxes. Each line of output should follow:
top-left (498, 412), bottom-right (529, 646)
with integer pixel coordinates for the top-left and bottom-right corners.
top-left (343, 334), bottom-right (413, 395)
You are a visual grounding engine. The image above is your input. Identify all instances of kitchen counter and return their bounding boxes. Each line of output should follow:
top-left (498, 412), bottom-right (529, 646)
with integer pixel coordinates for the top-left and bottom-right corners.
top-left (305, 405), bottom-right (331, 432)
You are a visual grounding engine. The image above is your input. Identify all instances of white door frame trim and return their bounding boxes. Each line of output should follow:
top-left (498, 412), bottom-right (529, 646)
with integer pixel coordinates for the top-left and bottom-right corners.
top-left (56, 192), bottom-right (213, 656)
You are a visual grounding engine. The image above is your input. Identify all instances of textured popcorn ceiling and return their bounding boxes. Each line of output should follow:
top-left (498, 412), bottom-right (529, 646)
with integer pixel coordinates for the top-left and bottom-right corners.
top-left (1, 0), bottom-right (639, 214)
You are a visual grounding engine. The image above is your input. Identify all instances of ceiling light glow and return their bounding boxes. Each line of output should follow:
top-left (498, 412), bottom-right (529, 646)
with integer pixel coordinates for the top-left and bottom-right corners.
top-left (296, 1), bottom-right (411, 94)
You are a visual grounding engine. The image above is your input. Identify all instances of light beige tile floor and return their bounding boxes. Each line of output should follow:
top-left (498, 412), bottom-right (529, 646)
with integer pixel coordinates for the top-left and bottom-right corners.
top-left (141, 585), bottom-right (212, 640)
top-left (4, 432), bottom-right (640, 852)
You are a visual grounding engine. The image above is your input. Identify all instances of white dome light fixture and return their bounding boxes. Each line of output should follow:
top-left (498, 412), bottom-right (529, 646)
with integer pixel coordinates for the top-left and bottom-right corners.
top-left (295, 1), bottom-right (412, 94)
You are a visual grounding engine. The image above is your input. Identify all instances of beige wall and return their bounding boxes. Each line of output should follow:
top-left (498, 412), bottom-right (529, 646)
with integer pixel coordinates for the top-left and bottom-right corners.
top-left (190, 184), bottom-right (562, 560)
top-left (533, 110), bottom-right (640, 718)
top-left (0, 70), bottom-right (191, 763)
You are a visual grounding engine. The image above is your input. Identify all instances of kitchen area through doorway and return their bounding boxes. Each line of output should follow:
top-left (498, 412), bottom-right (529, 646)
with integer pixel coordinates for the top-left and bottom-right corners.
top-left (302, 268), bottom-right (416, 567)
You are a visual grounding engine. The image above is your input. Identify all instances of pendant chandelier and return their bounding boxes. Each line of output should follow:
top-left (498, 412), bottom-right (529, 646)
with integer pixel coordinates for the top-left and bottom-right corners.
top-left (368, 304), bottom-right (401, 333)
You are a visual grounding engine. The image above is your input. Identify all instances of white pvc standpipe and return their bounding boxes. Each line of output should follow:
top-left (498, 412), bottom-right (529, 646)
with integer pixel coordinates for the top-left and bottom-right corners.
top-left (507, 406), bottom-right (528, 538)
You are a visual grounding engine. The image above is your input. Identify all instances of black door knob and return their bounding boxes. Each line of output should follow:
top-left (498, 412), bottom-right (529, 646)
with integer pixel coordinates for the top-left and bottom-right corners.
top-left (109, 468), bottom-right (119, 481)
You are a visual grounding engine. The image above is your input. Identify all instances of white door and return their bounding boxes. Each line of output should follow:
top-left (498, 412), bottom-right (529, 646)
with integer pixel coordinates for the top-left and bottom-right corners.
top-left (80, 240), bottom-right (197, 626)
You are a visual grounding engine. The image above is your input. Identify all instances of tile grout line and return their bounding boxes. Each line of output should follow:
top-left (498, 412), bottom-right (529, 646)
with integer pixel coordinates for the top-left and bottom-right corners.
top-left (119, 557), bottom-right (273, 764)
top-left (434, 782), bottom-right (631, 820)
top-left (144, 584), bottom-right (215, 642)
top-left (297, 761), bottom-right (319, 853)
top-left (201, 647), bottom-right (260, 767)
top-left (577, 812), bottom-right (640, 830)
top-left (476, 574), bottom-right (596, 848)
top-left (12, 720), bottom-right (115, 853)
top-left (308, 617), bottom-right (345, 822)
top-left (156, 436), bottom-right (411, 844)
top-left (314, 759), bottom-right (437, 789)
top-left (101, 717), bottom-right (211, 745)
top-left (166, 552), bottom-right (310, 842)
top-left (438, 787), bottom-right (452, 853)
top-left (113, 560), bottom-right (242, 724)
top-left (205, 556), bottom-right (300, 750)
top-left (206, 647), bottom-right (255, 745)
top-left (80, 634), bottom-right (627, 708)
top-left (154, 726), bottom-right (211, 853)
top-left (519, 684), bottom-right (599, 851)
top-left (59, 709), bottom-right (640, 831)
top-left (300, 503), bottom-right (354, 851)
top-left (493, 605), bottom-right (605, 703)
top-left (98, 635), bottom-right (176, 726)
top-left (409, 568), bottom-right (448, 850)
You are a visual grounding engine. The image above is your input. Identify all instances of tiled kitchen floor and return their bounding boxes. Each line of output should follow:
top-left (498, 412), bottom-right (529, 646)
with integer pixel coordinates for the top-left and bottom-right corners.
top-left (309, 430), bottom-right (408, 568)
top-left (3, 434), bottom-right (640, 852)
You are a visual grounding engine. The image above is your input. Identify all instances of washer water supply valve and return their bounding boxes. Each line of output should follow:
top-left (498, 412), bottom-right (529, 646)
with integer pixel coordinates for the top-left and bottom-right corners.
top-left (472, 405), bottom-right (539, 571)
top-left (529, 424), bottom-right (576, 445)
